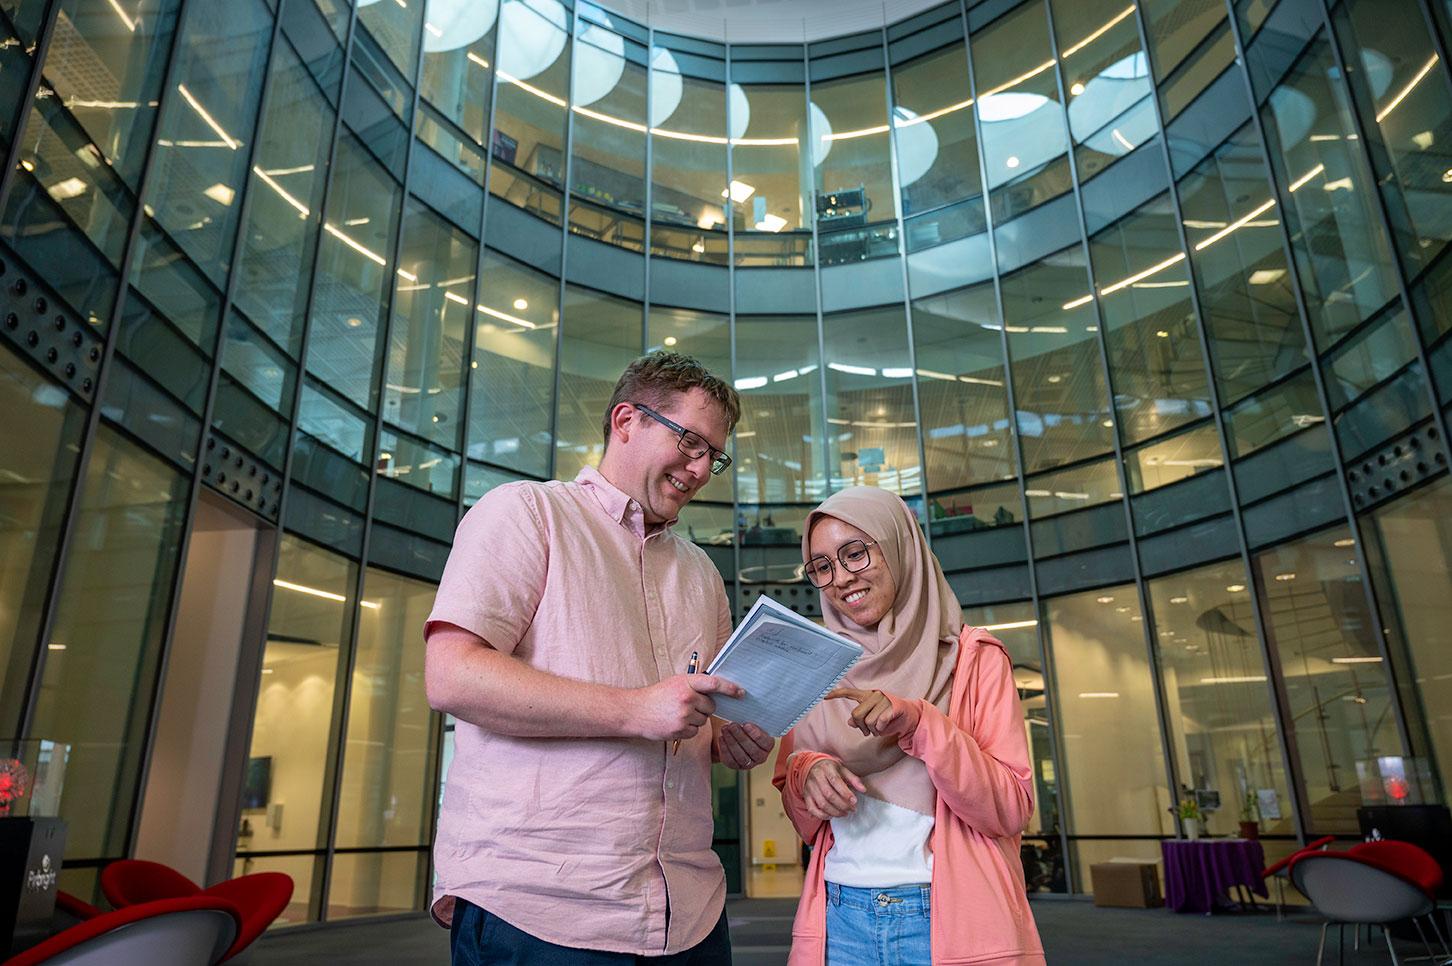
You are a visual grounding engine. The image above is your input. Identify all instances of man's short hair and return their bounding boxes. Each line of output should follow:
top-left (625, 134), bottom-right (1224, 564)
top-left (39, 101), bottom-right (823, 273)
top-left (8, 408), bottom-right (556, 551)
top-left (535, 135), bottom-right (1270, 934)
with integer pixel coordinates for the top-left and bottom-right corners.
top-left (602, 352), bottom-right (741, 448)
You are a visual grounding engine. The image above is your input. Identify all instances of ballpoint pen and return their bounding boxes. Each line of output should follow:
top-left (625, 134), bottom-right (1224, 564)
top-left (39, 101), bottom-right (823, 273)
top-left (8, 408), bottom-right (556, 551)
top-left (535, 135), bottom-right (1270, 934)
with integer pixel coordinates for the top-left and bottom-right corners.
top-left (671, 650), bottom-right (700, 756)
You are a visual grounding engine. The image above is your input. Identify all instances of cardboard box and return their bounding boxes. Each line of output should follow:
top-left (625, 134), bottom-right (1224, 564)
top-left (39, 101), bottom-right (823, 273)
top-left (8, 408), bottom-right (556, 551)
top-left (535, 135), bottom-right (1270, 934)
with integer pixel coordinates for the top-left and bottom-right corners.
top-left (1090, 861), bottom-right (1162, 908)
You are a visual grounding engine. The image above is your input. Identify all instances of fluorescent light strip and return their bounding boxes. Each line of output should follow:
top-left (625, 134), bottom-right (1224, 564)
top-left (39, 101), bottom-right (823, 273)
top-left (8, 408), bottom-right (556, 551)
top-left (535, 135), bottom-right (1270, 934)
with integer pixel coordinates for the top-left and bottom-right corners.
top-left (443, 291), bottom-right (470, 305)
top-left (1330, 656), bottom-right (1383, 664)
top-left (1199, 675), bottom-right (1267, 684)
top-left (323, 223), bottom-right (385, 266)
top-left (1059, 5), bottom-right (1136, 57)
top-left (467, 52), bottom-right (489, 69)
top-left (1287, 162), bottom-right (1326, 192)
top-left (106, 0), bottom-right (137, 31)
top-left (1193, 199), bottom-right (1276, 251)
top-left (1375, 54), bottom-right (1439, 123)
top-left (980, 619), bottom-right (1038, 631)
top-left (1099, 252), bottom-right (1185, 296)
top-left (253, 167), bottom-right (309, 217)
top-left (1078, 691), bottom-right (1120, 699)
top-left (978, 59), bottom-right (1056, 100)
top-left (177, 84), bottom-right (239, 150)
top-left (477, 303), bottom-right (536, 328)
top-left (894, 98), bottom-right (975, 128)
top-left (1111, 128), bottom-right (1135, 151)
top-left (1061, 294), bottom-right (1094, 310)
top-left (274, 578), bottom-right (345, 603)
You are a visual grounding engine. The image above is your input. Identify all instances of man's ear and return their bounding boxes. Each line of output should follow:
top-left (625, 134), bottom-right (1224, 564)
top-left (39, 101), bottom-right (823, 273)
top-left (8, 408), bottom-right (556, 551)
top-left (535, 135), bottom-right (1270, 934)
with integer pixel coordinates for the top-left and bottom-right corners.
top-left (607, 401), bottom-right (635, 444)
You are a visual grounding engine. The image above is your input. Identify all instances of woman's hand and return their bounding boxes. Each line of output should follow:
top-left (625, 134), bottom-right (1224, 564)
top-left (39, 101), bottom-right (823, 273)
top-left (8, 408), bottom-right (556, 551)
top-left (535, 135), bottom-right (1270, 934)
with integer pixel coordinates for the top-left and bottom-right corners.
top-left (826, 688), bottom-right (921, 740)
top-left (803, 758), bottom-right (867, 820)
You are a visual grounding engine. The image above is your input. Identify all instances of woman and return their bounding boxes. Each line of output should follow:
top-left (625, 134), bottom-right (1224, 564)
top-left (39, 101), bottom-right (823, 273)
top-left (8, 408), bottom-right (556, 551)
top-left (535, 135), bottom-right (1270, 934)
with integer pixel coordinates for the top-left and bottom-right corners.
top-left (773, 486), bottom-right (1044, 965)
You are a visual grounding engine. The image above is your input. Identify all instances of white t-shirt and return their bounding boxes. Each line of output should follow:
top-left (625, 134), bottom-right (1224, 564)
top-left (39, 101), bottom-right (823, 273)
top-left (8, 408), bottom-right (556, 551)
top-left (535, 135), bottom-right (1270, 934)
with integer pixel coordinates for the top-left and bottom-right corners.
top-left (824, 793), bottom-right (934, 888)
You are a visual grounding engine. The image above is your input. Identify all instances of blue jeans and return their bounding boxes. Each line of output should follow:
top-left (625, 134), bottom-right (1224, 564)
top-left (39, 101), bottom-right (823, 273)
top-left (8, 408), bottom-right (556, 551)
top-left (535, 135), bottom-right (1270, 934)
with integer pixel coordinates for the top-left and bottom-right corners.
top-left (450, 899), bottom-right (732, 966)
top-left (825, 882), bottom-right (932, 966)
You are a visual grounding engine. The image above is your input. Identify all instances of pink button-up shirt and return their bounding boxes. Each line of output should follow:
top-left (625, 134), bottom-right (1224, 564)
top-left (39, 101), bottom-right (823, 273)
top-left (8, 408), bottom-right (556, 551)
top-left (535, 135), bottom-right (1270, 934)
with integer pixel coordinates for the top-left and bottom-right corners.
top-left (425, 466), bottom-right (733, 955)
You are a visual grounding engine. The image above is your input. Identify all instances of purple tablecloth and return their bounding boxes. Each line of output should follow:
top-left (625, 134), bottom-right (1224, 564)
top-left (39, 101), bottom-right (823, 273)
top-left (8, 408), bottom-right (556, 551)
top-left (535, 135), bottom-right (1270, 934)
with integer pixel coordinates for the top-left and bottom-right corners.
top-left (1161, 839), bottom-right (1268, 914)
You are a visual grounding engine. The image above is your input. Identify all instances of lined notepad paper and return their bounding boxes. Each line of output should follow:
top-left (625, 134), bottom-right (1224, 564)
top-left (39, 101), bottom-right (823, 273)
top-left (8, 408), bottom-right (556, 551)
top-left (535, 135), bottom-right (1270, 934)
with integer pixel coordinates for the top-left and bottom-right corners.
top-left (706, 596), bottom-right (863, 737)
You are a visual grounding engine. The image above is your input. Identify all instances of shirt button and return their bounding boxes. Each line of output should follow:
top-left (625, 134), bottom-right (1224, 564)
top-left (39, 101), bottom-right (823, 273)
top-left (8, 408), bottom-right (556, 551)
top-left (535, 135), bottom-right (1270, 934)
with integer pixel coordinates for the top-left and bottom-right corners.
top-left (666, 780), bottom-right (675, 789)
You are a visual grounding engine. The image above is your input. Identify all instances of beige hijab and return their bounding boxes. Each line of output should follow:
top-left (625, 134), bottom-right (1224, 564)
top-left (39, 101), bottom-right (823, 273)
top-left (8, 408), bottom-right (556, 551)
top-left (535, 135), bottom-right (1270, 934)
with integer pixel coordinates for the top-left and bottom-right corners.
top-left (793, 486), bottom-right (961, 816)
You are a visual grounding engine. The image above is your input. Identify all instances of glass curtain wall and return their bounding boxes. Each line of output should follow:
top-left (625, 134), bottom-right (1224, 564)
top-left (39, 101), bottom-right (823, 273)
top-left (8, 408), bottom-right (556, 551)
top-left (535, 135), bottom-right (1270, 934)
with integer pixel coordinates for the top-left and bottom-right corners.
top-left (5, 0), bottom-right (1452, 920)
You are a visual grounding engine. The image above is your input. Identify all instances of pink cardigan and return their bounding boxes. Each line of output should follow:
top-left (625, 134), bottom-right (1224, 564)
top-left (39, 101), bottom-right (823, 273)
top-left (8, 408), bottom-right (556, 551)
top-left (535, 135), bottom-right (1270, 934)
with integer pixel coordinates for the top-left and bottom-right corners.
top-left (773, 627), bottom-right (1046, 966)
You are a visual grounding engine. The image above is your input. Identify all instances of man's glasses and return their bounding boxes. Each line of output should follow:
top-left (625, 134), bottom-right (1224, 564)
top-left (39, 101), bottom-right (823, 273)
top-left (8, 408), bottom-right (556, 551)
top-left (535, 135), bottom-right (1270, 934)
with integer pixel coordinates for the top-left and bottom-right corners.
top-left (632, 402), bottom-right (732, 476)
top-left (804, 539), bottom-right (879, 588)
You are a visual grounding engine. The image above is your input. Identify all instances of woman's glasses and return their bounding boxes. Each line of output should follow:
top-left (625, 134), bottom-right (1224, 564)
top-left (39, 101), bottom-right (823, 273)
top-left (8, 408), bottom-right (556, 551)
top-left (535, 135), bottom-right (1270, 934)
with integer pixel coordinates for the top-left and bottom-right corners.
top-left (804, 539), bottom-right (878, 588)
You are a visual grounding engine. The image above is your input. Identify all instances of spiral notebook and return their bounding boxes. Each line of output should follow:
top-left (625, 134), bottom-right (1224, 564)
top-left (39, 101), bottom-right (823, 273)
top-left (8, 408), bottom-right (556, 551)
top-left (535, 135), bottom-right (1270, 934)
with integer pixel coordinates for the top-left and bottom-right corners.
top-left (706, 595), bottom-right (863, 737)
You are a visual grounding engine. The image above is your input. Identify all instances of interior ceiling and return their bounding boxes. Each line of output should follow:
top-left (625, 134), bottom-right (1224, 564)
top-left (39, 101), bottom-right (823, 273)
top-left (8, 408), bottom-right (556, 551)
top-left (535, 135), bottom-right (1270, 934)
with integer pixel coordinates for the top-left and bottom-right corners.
top-left (593, 0), bottom-right (951, 43)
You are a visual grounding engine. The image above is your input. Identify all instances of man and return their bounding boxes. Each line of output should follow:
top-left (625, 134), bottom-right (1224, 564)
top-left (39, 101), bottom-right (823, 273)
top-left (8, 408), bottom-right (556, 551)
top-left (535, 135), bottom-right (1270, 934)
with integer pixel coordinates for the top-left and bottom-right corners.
top-left (425, 352), bottom-right (775, 965)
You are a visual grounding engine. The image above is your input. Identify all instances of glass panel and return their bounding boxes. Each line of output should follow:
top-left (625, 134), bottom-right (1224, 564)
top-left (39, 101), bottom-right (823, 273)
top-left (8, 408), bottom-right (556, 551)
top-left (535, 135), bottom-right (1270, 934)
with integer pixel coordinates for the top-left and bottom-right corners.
top-left (1025, 455), bottom-right (1121, 519)
top-left (1224, 370), bottom-right (1327, 459)
top-left (356, 0), bottom-right (424, 80)
top-left (1000, 249), bottom-right (1116, 473)
top-left (145, 0), bottom-right (275, 284)
top-left (890, 39), bottom-right (982, 224)
top-left (734, 314), bottom-right (825, 505)
top-left (965, 601), bottom-right (1066, 894)
top-left (325, 850), bottom-right (428, 919)
top-left (305, 134), bottom-right (403, 410)
top-left (1051, 0), bottom-right (1155, 182)
top-left (384, 199), bottom-right (475, 449)
top-left (1148, 559), bottom-right (1295, 837)
top-left (333, 567), bottom-right (439, 848)
top-left (240, 535), bottom-right (354, 861)
top-left (30, 426), bottom-right (189, 859)
top-left (811, 66), bottom-right (898, 265)
top-left (1255, 526), bottom-right (1408, 832)
top-left (468, 250), bottom-right (558, 476)
top-left (1177, 123), bottom-right (1306, 404)
top-left (647, 304), bottom-right (732, 507)
top-left (570, 21), bottom-right (647, 226)
top-left (649, 53), bottom-right (728, 262)
top-left (1088, 195), bottom-right (1213, 444)
top-left (0, 347), bottom-right (86, 727)
top-left (418, 0), bottom-right (497, 144)
top-left (911, 282), bottom-right (1014, 493)
top-left (731, 81), bottom-right (810, 258)
top-left (1140, 0), bottom-right (1233, 121)
top-left (41, 0), bottom-right (182, 187)
top-left (377, 428), bottom-right (459, 497)
top-left (971, 1), bottom-right (1072, 225)
top-left (1043, 585), bottom-right (1173, 837)
top-left (1258, 32), bottom-right (1400, 350)
top-left (233, 42), bottom-right (336, 355)
top-left (489, 0), bottom-right (570, 223)
top-left (1124, 421), bottom-right (1224, 493)
top-left (821, 306), bottom-right (919, 497)
top-left (1332, 0), bottom-right (1452, 278)
top-left (554, 285), bottom-right (640, 480)
top-left (1361, 475), bottom-right (1452, 804)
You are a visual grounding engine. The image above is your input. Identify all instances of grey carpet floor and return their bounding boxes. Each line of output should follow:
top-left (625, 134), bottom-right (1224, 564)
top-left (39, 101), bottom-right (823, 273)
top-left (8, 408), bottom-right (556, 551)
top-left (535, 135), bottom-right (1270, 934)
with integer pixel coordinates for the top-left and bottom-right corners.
top-left (251, 897), bottom-right (1446, 964)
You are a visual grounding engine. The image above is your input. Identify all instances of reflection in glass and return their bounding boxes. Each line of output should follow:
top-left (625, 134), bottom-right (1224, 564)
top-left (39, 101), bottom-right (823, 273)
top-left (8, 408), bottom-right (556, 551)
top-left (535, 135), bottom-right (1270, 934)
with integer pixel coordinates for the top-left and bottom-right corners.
top-left (333, 567), bottom-right (439, 849)
top-left (811, 68), bottom-right (898, 265)
top-left (418, 0), bottom-right (497, 145)
top-left (469, 250), bottom-right (558, 477)
top-left (734, 315), bottom-right (825, 505)
top-left (822, 306), bottom-right (920, 497)
top-left (1140, 0), bottom-right (1233, 121)
top-left (731, 81), bottom-right (810, 265)
top-left (1088, 195), bottom-right (1212, 444)
top-left (1000, 249), bottom-right (1115, 472)
top-left (0, 347), bottom-right (85, 727)
top-left (649, 50), bottom-right (728, 263)
top-left (1255, 527), bottom-right (1408, 832)
top-left (1259, 34), bottom-right (1399, 350)
top-left (384, 200), bottom-right (475, 450)
top-left (971, 1), bottom-right (1072, 224)
top-left (1043, 585), bottom-right (1172, 841)
top-left (31, 427), bottom-right (189, 859)
top-left (890, 40), bottom-right (981, 223)
top-left (1050, 0), bottom-right (1155, 181)
top-left (911, 283), bottom-right (1014, 494)
top-left (569, 18), bottom-right (647, 222)
top-left (1178, 124), bottom-right (1306, 404)
top-left (489, 0), bottom-right (570, 224)
top-left (647, 305), bottom-right (732, 507)
top-left (1147, 560), bottom-right (1294, 836)
top-left (554, 285), bottom-right (641, 480)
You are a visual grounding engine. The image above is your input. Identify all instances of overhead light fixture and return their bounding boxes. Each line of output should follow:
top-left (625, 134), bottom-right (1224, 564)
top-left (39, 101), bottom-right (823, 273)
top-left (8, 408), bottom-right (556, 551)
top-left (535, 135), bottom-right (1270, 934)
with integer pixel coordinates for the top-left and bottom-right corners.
top-left (1005, 155), bottom-right (1021, 169)
top-left (1200, 675), bottom-right (1267, 684)
top-left (512, 298), bottom-right (528, 310)
top-left (1226, 584), bottom-right (1246, 592)
top-left (1274, 572), bottom-right (1296, 581)
top-left (981, 619), bottom-right (1038, 631)
top-left (1096, 596), bottom-right (1114, 604)
top-left (1069, 82), bottom-right (1085, 96)
top-left (1170, 595), bottom-right (1188, 604)
top-left (1334, 538), bottom-right (1355, 548)
top-left (1078, 692), bottom-right (1119, 699)
top-left (663, 336), bottom-right (677, 346)
top-left (203, 182), bottom-right (235, 206)
top-left (1248, 269), bottom-right (1285, 285)
top-left (1331, 656), bottom-right (1383, 664)
top-left (754, 213), bottom-right (787, 232)
top-left (722, 180), bottom-right (756, 203)
top-left (47, 177), bottom-right (88, 200)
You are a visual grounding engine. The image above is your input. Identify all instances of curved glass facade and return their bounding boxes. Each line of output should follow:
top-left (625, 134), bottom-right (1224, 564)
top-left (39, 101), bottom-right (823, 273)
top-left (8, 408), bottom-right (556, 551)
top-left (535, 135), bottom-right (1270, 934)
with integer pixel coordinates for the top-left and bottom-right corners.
top-left (3, 0), bottom-right (1452, 920)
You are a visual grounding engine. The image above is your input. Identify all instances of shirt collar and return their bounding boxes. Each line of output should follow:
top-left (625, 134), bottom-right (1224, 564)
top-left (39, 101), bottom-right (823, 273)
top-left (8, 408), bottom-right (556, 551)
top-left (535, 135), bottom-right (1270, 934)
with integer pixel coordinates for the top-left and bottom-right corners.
top-left (575, 465), bottom-right (675, 539)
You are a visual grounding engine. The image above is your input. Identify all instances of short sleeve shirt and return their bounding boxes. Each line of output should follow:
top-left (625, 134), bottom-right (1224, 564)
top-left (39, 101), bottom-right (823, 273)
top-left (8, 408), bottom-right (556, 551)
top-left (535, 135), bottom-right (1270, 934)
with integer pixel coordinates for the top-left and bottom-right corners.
top-left (426, 466), bottom-right (734, 955)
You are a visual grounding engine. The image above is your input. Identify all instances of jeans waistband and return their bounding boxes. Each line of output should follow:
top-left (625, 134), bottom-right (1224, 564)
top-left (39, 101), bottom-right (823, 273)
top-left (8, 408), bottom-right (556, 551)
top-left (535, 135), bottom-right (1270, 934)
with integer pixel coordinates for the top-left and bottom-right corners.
top-left (824, 882), bottom-right (930, 915)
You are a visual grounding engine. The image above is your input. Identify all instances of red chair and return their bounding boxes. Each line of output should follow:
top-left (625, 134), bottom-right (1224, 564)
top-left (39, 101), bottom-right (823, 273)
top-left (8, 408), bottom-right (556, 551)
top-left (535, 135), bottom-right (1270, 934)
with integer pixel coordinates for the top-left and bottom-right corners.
top-left (1260, 835), bottom-right (1335, 920)
top-left (6, 894), bottom-right (239, 966)
top-left (1349, 840), bottom-right (1450, 957)
top-left (1290, 851), bottom-right (1442, 965)
top-left (99, 860), bottom-right (292, 962)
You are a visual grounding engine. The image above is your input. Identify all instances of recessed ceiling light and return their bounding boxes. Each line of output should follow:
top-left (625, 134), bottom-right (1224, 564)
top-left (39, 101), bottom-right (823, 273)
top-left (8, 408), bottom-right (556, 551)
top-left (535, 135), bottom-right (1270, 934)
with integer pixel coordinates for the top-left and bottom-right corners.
top-left (1226, 584), bottom-right (1246, 592)
top-left (663, 336), bottom-right (677, 346)
top-left (513, 298), bottom-right (528, 310)
top-left (1096, 596), bottom-right (1114, 604)
top-left (1170, 596), bottom-right (1188, 604)
top-left (1006, 156), bottom-right (1021, 169)
top-left (1070, 82), bottom-right (1085, 96)
top-left (1334, 538), bottom-right (1355, 548)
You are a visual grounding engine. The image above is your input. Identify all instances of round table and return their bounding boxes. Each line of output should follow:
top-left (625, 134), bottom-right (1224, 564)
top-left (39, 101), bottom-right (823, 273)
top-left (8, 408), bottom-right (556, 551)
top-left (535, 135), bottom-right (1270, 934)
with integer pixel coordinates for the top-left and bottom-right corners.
top-left (1161, 838), bottom-right (1268, 914)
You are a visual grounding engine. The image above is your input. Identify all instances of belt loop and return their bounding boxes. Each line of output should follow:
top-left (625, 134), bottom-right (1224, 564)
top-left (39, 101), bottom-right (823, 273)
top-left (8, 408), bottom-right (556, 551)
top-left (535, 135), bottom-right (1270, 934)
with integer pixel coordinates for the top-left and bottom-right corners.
top-left (826, 882), bottom-right (840, 907)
